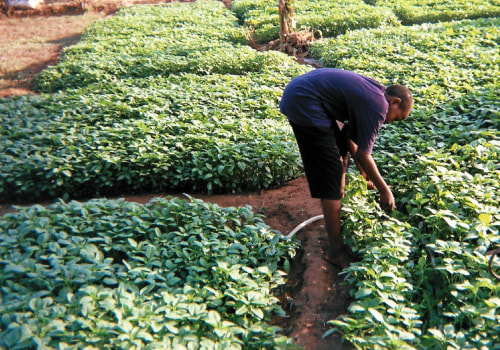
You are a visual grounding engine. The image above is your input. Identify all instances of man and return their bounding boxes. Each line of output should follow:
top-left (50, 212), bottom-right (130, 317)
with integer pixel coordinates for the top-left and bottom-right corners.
top-left (280, 68), bottom-right (413, 269)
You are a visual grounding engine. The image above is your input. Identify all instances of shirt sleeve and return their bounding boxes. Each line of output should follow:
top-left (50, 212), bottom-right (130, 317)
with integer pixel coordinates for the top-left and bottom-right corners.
top-left (352, 107), bottom-right (385, 154)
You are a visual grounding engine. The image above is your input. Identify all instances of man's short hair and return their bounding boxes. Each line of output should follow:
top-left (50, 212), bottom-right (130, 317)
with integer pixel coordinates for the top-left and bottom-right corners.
top-left (386, 84), bottom-right (413, 111)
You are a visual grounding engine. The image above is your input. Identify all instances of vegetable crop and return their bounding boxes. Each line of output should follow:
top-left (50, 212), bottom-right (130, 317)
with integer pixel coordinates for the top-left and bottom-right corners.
top-left (1, 70), bottom-right (309, 201)
top-left (1, 0), bottom-right (499, 348)
top-left (231, 0), bottom-right (499, 43)
top-left (0, 197), bottom-right (299, 349)
top-left (231, 0), bottom-right (400, 43)
top-left (377, 0), bottom-right (500, 25)
top-left (0, 1), bottom-right (312, 202)
top-left (310, 18), bottom-right (499, 108)
top-left (310, 15), bottom-right (500, 349)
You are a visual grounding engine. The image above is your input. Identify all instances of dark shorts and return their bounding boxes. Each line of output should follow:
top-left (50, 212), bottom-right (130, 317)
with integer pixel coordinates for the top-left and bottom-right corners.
top-left (290, 121), bottom-right (345, 200)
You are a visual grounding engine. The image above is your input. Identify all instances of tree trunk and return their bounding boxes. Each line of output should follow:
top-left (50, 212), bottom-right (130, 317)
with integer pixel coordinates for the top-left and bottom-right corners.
top-left (278, 0), bottom-right (294, 44)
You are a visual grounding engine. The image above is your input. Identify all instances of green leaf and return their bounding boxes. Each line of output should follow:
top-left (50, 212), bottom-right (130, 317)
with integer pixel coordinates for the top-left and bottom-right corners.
top-left (348, 303), bottom-right (365, 313)
top-left (79, 296), bottom-right (95, 317)
top-left (137, 330), bottom-right (154, 342)
top-left (128, 238), bottom-right (138, 248)
top-left (355, 288), bottom-right (372, 299)
top-left (251, 307), bottom-right (264, 319)
top-left (4, 263), bottom-right (26, 274)
top-left (236, 305), bottom-right (248, 316)
top-left (118, 320), bottom-right (133, 333)
top-left (479, 213), bottom-right (491, 225)
top-left (2, 326), bottom-right (21, 347)
top-left (368, 308), bottom-right (385, 323)
top-left (206, 310), bottom-right (221, 327)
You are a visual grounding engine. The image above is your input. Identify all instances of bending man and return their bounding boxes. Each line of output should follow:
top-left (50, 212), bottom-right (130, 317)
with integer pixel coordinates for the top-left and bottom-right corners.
top-left (280, 68), bottom-right (413, 269)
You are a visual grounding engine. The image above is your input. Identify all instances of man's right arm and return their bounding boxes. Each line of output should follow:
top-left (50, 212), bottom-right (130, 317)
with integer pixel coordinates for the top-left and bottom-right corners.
top-left (347, 139), bottom-right (395, 212)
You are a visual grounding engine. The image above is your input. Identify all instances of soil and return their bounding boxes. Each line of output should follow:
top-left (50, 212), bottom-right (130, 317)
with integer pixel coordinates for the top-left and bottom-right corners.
top-left (0, 1), bottom-right (354, 348)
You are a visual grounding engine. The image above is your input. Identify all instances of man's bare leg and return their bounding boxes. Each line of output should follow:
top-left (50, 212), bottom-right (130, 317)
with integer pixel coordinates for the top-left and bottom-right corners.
top-left (321, 198), bottom-right (352, 269)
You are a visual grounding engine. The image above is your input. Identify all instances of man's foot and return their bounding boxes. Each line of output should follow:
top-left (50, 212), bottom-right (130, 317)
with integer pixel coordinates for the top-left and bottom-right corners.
top-left (324, 249), bottom-right (355, 269)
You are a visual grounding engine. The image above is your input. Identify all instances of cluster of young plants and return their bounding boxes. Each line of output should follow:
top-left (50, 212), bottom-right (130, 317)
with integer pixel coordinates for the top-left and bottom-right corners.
top-left (371, 0), bottom-right (500, 25)
top-left (333, 166), bottom-right (499, 349)
top-left (1, 0), bottom-right (499, 348)
top-left (1, 69), bottom-right (308, 201)
top-left (0, 196), bottom-right (300, 349)
top-left (310, 17), bottom-right (499, 108)
top-left (33, 1), bottom-right (249, 92)
top-left (0, 1), bottom-right (312, 202)
top-left (231, 0), bottom-right (499, 44)
top-left (309, 15), bottom-right (499, 349)
top-left (231, 0), bottom-right (400, 43)
top-left (328, 177), bottom-right (423, 348)
top-left (327, 88), bottom-right (499, 348)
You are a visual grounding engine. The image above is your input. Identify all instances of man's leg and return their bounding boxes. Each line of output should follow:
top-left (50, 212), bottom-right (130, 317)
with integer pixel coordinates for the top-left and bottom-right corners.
top-left (322, 198), bottom-right (352, 269)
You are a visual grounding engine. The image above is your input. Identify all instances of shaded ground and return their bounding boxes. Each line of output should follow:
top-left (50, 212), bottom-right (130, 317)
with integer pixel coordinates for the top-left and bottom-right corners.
top-left (0, 2), bottom-right (354, 348)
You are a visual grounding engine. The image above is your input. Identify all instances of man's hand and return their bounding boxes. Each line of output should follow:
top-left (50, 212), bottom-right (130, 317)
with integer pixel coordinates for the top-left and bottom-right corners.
top-left (348, 143), bottom-right (395, 212)
top-left (379, 187), bottom-right (396, 212)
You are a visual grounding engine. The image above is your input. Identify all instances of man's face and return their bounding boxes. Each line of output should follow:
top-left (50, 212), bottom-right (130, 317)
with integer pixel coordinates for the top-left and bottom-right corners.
top-left (385, 98), bottom-right (412, 124)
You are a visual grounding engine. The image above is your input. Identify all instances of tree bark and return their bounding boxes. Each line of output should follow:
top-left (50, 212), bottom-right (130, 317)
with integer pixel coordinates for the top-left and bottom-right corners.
top-left (278, 0), bottom-right (294, 44)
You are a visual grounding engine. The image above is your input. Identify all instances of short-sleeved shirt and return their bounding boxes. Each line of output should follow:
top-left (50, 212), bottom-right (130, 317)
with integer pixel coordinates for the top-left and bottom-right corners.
top-left (280, 68), bottom-right (388, 154)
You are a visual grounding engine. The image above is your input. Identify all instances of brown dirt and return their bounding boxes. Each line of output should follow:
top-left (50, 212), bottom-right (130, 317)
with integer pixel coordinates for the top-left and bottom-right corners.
top-left (0, 2), bottom-right (354, 348)
top-left (0, 12), bottom-right (105, 93)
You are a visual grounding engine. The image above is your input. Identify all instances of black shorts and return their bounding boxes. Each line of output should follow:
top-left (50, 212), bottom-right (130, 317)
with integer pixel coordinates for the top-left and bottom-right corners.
top-left (290, 121), bottom-right (345, 200)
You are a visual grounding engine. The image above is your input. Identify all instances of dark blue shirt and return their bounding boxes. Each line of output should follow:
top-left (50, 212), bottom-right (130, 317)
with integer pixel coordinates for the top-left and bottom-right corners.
top-left (280, 68), bottom-right (388, 154)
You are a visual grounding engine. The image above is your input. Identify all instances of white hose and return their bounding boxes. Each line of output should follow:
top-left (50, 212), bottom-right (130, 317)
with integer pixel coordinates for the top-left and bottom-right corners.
top-left (281, 214), bottom-right (324, 240)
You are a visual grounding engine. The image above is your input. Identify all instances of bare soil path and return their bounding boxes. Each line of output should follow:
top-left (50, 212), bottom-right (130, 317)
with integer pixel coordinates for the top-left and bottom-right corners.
top-left (0, 2), bottom-right (354, 348)
top-left (0, 1), bottom-right (110, 94)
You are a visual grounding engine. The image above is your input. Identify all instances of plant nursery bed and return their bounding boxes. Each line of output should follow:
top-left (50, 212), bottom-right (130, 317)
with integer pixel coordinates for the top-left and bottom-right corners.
top-left (0, 1), bottom-right (354, 348)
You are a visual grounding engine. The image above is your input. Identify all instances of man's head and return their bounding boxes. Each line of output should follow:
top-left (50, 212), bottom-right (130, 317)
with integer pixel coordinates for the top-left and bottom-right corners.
top-left (384, 84), bottom-right (413, 124)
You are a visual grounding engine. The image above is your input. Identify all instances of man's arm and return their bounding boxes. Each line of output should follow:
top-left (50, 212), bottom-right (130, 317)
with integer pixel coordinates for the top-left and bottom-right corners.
top-left (348, 149), bottom-right (372, 188)
top-left (347, 139), bottom-right (395, 212)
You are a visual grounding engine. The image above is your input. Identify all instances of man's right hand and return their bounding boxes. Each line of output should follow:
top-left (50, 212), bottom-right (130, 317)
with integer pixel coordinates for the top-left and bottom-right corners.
top-left (379, 187), bottom-right (395, 212)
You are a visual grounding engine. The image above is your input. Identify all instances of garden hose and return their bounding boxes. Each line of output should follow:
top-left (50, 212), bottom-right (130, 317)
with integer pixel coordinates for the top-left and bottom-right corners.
top-left (281, 214), bottom-right (324, 240)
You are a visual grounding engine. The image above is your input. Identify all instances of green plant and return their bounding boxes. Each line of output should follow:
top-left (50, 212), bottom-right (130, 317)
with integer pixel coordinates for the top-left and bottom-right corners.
top-left (0, 196), bottom-right (301, 349)
top-left (385, 0), bottom-right (500, 25)
top-left (0, 1), bottom-right (313, 202)
top-left (231, 0), bottom-right (399, 43)
top-left (315, 17), bottom-right (500, 349)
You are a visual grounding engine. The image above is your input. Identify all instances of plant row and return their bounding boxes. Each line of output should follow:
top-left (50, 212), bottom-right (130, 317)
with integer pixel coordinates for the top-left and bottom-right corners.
top-left (33, 1), bottom-right (248, 92)
top-left (32, 1), bottom-right (314, 92)
top-left (0, 196), bottom-right (300, 349)
top-left (231, 0), bottom-right (399, 43)
top-left (367, 0), bottom-right (500, 25)
top-left (309, 17), bottom-right (500, 349)
top-left (335, 163), bottom-right (499, 349)
top-left (309, 17), bottom-right (499, 109)
top-left (231, 0), bottom-right (500, 43)
top-left (0, 1), bottom-right (312, 202)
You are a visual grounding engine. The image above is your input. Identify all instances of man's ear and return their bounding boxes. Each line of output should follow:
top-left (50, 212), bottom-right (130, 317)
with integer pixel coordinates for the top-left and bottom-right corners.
top-left (389, 96), bottom-right (402, 106)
